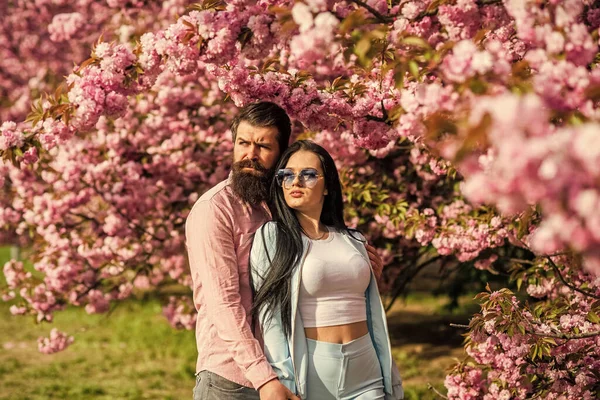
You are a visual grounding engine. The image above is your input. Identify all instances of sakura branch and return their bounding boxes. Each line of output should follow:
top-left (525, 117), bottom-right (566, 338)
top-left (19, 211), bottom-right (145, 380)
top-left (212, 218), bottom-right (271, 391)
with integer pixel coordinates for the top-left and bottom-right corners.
top-left (450, 323), bottom-right (600, 340)
top-left (546, 256), bottom-right (600, 301)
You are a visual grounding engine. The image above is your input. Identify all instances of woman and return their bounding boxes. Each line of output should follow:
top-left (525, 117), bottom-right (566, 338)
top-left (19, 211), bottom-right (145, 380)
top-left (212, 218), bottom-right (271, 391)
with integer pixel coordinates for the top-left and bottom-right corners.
top-left (250, 140), bottom-right (403, 400)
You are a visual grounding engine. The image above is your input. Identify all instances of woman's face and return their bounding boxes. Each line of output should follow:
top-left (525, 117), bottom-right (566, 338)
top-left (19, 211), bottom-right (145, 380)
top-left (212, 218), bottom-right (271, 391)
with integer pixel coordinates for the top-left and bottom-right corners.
top-left (280, 150), bottom-right (327, 215)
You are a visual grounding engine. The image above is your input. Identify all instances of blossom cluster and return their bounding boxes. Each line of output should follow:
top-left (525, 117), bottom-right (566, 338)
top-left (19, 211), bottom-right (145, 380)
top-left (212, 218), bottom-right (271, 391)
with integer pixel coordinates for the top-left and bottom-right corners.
top-left (38, 328), bottom-right (75, 354)
top-left (163, 296), bottom-right (197, 330)
top-left (460, 94), bottom-right (600, 275)
top-left (446, 275), bottom-right (600, 399)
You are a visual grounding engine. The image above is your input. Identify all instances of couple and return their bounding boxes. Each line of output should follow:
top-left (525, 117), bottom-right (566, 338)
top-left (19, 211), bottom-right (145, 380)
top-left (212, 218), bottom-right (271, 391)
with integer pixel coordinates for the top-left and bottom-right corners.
top-left (186, 102), bottom-right (403, 400)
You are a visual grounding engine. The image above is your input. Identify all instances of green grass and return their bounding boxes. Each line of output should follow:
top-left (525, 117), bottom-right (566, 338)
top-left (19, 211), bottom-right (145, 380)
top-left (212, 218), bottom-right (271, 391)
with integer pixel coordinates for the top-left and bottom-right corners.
top-left (0, 246), bottom-right (10, 265)
top-left (384, 293), bottom-right (474, 400)
top-left (0, 247), bottom-right (469, 399)
top-left (0, 298), bottom-right (465, 400)
top-left (0, 299), bottom-right (197, 400)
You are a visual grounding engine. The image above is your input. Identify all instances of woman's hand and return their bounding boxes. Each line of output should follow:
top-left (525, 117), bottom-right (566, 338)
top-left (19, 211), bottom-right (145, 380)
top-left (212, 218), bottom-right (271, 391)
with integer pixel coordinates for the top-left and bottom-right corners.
top-left (365, 243), bottom-right (384, 281)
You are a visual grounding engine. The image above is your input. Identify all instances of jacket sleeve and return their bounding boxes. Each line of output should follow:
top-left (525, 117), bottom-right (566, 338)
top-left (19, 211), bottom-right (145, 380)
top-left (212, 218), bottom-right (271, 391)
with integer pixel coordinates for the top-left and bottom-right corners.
top-left (353, 231), bottom-right (404, 399)
top-left (390, 358), bottom-right (404, 399)
top-left (186, 201), bottom-right (276, 389)
top-left (250, 222), bottom-right (297, 394)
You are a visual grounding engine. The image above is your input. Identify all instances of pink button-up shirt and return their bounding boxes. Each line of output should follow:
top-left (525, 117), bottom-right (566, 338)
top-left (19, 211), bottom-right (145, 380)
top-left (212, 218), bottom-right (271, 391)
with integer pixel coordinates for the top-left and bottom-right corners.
top-left (185, 178), bottom-right (277, 389)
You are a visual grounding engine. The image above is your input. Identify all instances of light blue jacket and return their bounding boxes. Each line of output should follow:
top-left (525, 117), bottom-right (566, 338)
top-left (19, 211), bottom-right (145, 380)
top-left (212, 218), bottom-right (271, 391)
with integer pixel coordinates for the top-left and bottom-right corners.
top-left (250, 222), bottom-right (404, 399)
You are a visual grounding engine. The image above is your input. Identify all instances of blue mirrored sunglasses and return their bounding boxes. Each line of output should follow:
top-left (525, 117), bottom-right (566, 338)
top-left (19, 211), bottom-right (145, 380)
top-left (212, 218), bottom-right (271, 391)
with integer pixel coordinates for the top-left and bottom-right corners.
top-left (276, 168), bottom-right (323, 189)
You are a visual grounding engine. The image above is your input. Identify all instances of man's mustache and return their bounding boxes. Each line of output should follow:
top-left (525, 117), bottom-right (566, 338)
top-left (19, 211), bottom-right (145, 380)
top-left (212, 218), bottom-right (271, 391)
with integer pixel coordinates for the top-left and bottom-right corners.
top-left (233, 159), bottom-right (268, 173)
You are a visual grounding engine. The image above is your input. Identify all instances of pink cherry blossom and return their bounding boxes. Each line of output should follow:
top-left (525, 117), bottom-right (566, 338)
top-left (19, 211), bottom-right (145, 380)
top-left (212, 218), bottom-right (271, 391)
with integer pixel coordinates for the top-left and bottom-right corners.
top-left (38, 329), bottom-right (74, 354)
top-left (48, 12), bottom-right (86, 42)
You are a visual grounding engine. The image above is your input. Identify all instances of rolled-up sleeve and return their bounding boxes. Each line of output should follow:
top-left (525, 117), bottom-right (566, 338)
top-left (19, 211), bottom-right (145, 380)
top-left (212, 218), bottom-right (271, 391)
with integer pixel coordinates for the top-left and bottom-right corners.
top-left (186, 200), bottom-right (276, 389)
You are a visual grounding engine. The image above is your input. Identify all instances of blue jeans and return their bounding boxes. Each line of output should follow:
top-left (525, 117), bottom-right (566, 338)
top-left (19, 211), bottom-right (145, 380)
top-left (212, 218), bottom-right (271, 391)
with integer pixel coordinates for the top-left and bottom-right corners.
top-left (193, 370), bottom-right (259, 400)
top-left (306, 334), bottom-right (385, 399)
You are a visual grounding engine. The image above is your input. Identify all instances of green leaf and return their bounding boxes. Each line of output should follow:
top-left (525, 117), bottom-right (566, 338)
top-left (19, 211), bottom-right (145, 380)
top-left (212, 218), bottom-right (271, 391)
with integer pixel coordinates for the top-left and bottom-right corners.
top-left (587, 311), bottom-right (600, 324)
top-left (339, 10), bottom-right (367, 34)
top-left (402, 36), bottom-right (431, 49)
top-left (354, 38), bottom-right (372, 61)
top-left (189, 0), bottom-right (226, 11)
top-left (516, 276), bottom-right (523, 291)
top-left (531, 344), bottom-right (539, 360)
top-left (469, 78), bottom-right (487, 94)
top-left (408, 60), bottom-right (419, 79)
top-left (393, 64), bottom-right (406, 89)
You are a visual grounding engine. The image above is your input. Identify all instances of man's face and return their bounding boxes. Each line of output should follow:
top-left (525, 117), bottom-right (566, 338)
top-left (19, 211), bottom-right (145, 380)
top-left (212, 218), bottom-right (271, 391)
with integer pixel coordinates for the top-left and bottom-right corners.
top-left (230, 121), bottom-right (282, 205)
top-left (232, 121), bottom-right (281, 172)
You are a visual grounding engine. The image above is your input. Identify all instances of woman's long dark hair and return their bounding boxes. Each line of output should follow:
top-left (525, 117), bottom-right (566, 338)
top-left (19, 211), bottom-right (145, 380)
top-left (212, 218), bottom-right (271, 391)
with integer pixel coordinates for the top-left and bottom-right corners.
top-left (250, 140), bottom-right (361, 338)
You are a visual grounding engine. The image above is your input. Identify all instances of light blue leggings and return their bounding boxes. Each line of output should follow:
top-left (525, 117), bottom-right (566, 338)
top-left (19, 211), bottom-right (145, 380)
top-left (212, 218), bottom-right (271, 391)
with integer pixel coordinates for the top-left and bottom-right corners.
top-left (305, 333), bottom-right (385, 400)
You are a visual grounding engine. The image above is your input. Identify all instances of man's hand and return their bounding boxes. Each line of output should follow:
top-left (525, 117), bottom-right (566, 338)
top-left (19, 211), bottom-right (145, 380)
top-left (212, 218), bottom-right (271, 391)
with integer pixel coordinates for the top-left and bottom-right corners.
top-left (258, 379), bottom-right (300, 400)
top-left (365, 243), bottom-right (384, 281)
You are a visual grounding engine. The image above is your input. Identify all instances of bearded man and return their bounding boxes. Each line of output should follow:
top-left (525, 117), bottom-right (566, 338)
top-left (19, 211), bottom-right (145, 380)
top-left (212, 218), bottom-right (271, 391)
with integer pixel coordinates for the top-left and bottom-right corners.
top-left (186, 102), bottom-right (383, 400)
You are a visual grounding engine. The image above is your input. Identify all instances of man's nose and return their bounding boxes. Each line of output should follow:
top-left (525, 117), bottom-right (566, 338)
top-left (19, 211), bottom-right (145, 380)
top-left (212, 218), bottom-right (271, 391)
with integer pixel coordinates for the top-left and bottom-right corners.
top-left (244, 145), bottom-right (260, 161)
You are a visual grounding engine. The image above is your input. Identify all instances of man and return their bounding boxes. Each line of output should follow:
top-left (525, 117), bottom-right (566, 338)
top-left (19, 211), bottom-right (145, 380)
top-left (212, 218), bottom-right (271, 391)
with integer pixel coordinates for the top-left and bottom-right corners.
top-left (186, 102), bottom-right (383, 400)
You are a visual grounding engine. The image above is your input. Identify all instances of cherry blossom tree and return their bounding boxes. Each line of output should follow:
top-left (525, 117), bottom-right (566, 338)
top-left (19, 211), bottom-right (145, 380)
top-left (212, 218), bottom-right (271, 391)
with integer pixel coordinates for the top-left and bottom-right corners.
top-left (1, 0), bottom-right (600, 398)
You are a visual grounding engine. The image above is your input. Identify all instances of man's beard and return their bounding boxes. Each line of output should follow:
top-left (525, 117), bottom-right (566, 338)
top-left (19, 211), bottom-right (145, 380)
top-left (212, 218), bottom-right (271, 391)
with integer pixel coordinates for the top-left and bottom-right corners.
top-left (230, 159), bottom-right (274, 205)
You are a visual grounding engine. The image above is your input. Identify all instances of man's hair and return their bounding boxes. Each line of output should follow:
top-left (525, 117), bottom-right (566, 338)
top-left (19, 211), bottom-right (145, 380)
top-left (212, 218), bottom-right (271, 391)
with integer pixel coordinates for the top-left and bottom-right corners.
top-left (230, 102), bottom-right (292, 153)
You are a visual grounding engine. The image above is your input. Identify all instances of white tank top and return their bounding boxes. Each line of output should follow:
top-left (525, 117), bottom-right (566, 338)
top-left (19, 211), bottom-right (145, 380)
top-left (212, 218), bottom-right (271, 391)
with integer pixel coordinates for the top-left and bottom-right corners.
top-left (298, 228), bottom-right (371, 328)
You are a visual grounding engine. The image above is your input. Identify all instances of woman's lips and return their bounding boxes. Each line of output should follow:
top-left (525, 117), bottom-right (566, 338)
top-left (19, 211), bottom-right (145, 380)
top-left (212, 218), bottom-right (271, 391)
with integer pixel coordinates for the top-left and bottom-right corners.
top-left (289, 191), bottom-right (303, 198)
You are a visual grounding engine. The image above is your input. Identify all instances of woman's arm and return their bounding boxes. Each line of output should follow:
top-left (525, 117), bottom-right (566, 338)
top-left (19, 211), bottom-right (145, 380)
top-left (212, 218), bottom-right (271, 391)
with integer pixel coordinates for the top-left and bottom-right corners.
top-left (250, 223), bottom-right (297, 394)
